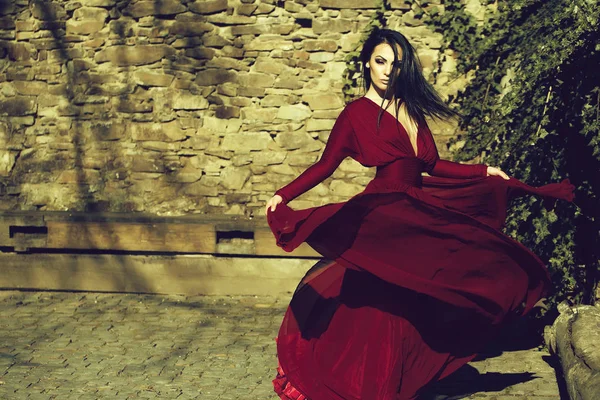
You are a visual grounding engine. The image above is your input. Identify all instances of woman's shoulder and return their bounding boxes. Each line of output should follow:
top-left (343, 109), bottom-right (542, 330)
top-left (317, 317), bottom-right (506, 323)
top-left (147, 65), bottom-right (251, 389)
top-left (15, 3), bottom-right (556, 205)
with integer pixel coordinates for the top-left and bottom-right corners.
top-left (339, 96), bottom-right (369, 117)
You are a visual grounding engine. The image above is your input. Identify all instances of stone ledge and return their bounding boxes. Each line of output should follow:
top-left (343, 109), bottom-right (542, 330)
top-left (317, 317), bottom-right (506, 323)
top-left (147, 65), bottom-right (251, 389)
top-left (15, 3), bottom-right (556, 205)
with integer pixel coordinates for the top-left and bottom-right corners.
top-left (544, 303), bottom-right (600, 400)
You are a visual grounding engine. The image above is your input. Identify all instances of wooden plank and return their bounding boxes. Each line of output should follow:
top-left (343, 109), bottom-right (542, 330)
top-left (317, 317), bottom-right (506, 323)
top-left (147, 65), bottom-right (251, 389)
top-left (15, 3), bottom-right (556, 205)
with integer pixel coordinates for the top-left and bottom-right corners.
top-left (0, 214), bottom-right (47, 249)
top-left (0, 253), bottom-right (315, 295)
top-left (46, 221), bottom-right (216, 253)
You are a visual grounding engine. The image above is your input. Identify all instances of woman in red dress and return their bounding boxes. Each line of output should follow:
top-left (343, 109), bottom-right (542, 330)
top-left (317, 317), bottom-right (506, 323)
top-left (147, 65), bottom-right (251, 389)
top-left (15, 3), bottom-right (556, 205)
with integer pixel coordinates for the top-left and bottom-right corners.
top-left (264, 28), bottom-right (574, 400)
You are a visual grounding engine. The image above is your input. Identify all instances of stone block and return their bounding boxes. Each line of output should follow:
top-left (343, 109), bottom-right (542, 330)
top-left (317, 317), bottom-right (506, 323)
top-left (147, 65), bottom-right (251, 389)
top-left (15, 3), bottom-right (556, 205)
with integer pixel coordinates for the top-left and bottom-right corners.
top-left (0, 96), bottom-right (37, 116)
top-left (313, 18), bottom-right (354, 34)
top-left (252, 151), bottom-right (286, 166)
top-left (188, 0), bottom-right (228, 14)
top-left (56, 169), bottom-right (101, 184)
top-left (195, 69), bottom-right (237, 86)
top-left (245, 37), bottom-right (294, 51)
top-left (31, 2), bottom-right (67, 20)
top-left (183, 180), bottom-right (219, 196)
top-left (73, 6), bottom-right (109, 20)
top-left (277, 104), bottom-right (312, 120)
top-left (253, 58), bottom-right (292, 75)
top-left (0, 150), bottom-right (17, 176)
top-left (237, 72), bottom-right (275, 89)
top-left (303, 40), bottom-right (338, 52)
top-left (95, 45), bottom-right (175, 66)
top-left (79, 0), bottom-right (116, 6)
top-left (6, 42), bottom-right (33, 61)
top-left (306, 119), bottom-right (336, 132)
top-left (172, 93), bottom-right (209, 110)
top-left (0, 17), bottom-right (15, 29)
top-left (82, 121), bottom-right (126, 141)
top-left (173, 162), bottom-right (202, 183)
top-left (66, 19), bottom-right (105, 35)
top-left (184, 47), bottom-right (216, 59)
top-left (320, 0), bottom-right (379, 9)
top-left (124, 0), bottom-right (186, 17)
top-left (240, 108), bottom-right (278, 122)
top-left (215, 106), bottom-right (240, 119)
top-left (274, 75), bottom-right (305, 90)
top-left (237, 3), bottom-right (257, 15)
top-left (302, 93), bottom-right (344, 110)
top-left (545, 304), bottom-right (600, 400)
top-left (133, 70), bottom-right (175, 87)
top-left (132, 121), bottom-right (188, 142)
top-left (12, 81), bottom-right (47, 96)
top-left (220, 166), bottom-right (251, 190)
top-left (275, 131), bottom-right (322, 151)
top-left (221, 132), bottom-right (273, 152)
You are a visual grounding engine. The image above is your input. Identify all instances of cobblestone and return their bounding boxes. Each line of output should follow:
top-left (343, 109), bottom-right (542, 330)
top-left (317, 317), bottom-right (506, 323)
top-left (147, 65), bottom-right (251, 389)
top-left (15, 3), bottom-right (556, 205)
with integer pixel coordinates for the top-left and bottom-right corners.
top-left (0, 291), bottom-right (561, 399)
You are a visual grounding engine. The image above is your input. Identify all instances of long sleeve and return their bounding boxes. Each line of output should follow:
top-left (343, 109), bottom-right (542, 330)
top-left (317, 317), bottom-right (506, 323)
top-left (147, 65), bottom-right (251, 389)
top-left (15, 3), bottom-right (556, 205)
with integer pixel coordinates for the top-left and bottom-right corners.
top-left (275, 109), bottom-right (357, 204)
top-left (429, 159), bottom-right (488, 179)
top-left (422, 124), bottom-right (487, 178)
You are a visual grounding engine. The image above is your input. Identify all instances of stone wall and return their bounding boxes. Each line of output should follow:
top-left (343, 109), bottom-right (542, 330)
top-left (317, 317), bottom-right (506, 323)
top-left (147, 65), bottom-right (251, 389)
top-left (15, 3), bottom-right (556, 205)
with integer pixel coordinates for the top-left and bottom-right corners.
top-left (0, 0), bottom-right (476, 216)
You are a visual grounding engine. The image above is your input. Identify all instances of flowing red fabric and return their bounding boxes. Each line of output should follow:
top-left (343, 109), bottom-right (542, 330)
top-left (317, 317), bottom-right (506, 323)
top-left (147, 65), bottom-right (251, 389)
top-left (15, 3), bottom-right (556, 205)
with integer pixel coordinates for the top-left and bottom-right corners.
top-left (267, 97), bottom-right (575, 400)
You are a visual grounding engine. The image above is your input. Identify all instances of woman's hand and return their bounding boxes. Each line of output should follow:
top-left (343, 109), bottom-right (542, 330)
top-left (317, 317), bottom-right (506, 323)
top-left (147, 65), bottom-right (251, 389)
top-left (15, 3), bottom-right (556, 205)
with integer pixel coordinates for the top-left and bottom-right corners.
top-left (487, 166), bottom-right (510, 180)
top-left (265, 195), bottom-right (284, 215)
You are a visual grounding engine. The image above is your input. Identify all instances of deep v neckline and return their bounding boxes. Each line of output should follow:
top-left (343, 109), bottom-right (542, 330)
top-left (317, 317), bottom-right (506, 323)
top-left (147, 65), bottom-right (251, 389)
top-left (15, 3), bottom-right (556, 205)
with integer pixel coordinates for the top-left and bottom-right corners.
top-left (361, 96), bottom-right (420, 157)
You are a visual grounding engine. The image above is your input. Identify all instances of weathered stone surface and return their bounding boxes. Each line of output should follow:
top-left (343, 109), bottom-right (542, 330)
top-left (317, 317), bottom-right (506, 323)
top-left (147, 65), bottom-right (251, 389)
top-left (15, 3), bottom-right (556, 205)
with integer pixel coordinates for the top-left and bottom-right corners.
top-left (31, 2), bottom-right (67, 20)
top-left (320, 0), bottom-right (379, 9)
top-left (183, 180), bottom-right (219, 196)
top-left (133, 70), bottom-right (175, 87)
top-left (173, 161), bottom-right (202, 183)
top-left (82, 121), bottom-right (126, 141)
top-left (5, 42), bottom-right (33, 61)
top-left (73, 6), bottom-right (109, 20)
top-left (11, 81), bottom-right (47, 96)
top-left (215, 106), bottom-right (240, 119)
top-left (302, 93), bottom-right (344, 110)
top-left (0, 97), bottom-right (37, 116)
top-left (330, 180), bottom-right (363, 197)
top-left (95, 45), bottom-right (175, 66)
top-left (221, 132), bottom-right (272, 152)
top-left (275, 131), bottom-right (321, 151)
top-left (237, 3), bottom-right (257, 16)
top-left (0, 150), bottom-right (17, 176)
top-left (173, 93), bottom-right (209, 110)
top-left (220, 166), bottom-right (251, 190)
top-left (132, 121), bottom-right (188, 142)
top-left (188, 0), bottom-right (228, 15)
top-left (67, 19), bottom-right (104, 35)
top-left (545, 304), bottom-right (600, 400)
top-left (389, 0), bottom-right (412, 10)
top-left (124, 0), bottom-right (186, 17)
top-left (313, 18), bottom-right (354, 34)
top-left (56, 168), bottom-right (101, 184)
top-left (277, 104), bottom-right (312, 120)
top-left (240, 107), bottom-right (278, 122)
top-left (261, 95), bottom-right (295, 107)
top-left (195, 69), bottom-right (237, 86)
top-left (253, 58), bottom-right (293, 75)
top-left (252, 151), bottom-right (286, 166)
top-left (246, 37), bottom-right (294, 51)
top-left (184, 47), bottom-right (216, 59)
top-left (303, 40), bottom-right (338, 52)
top-left (79, 0), bottom-right (116, 6)
top-left (237, 72), bottom-right (275, 89)
top-left (306, 119), bottom-right (335, 132)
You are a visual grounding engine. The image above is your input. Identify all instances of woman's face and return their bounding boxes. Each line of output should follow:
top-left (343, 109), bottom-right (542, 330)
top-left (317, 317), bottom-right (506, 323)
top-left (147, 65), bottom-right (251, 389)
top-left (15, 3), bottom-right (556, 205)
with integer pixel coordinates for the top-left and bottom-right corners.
top-left (367, 42), bottom-right (402, 93)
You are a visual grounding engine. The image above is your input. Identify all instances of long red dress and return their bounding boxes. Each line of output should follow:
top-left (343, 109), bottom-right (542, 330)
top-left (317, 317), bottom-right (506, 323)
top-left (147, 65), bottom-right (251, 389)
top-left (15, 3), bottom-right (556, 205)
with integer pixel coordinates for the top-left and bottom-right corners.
top-left (267, 97), bottom-right (574, 400)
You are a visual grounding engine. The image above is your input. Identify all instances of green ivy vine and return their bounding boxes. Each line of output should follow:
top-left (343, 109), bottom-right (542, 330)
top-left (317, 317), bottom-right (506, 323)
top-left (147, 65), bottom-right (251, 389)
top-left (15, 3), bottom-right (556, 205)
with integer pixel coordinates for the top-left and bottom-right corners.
top-left (412, 0), bottom-right (600, 315)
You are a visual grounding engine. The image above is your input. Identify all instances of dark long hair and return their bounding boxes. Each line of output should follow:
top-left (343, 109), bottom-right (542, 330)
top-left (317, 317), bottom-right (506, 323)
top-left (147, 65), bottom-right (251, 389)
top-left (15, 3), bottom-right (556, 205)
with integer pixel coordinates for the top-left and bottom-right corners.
top-left (360, 28), bottom-right (459, 126)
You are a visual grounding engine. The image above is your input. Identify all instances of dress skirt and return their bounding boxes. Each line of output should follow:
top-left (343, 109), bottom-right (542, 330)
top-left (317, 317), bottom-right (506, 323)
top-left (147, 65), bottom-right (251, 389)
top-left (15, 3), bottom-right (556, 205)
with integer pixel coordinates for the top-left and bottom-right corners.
top-left (267, 174), bottom-right (574, 400)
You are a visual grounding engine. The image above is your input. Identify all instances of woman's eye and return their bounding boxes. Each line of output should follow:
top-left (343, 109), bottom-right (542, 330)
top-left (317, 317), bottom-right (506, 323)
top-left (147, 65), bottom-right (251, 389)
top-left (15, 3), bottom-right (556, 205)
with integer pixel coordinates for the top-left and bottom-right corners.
top-left (376, 60), bottom-right (384, 64)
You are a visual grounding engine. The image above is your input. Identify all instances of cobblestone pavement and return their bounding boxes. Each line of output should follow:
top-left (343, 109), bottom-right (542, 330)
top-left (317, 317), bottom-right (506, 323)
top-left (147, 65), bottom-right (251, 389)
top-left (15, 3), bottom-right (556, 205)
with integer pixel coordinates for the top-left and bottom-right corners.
top-left (0, 291), bottom-right (562, 399)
